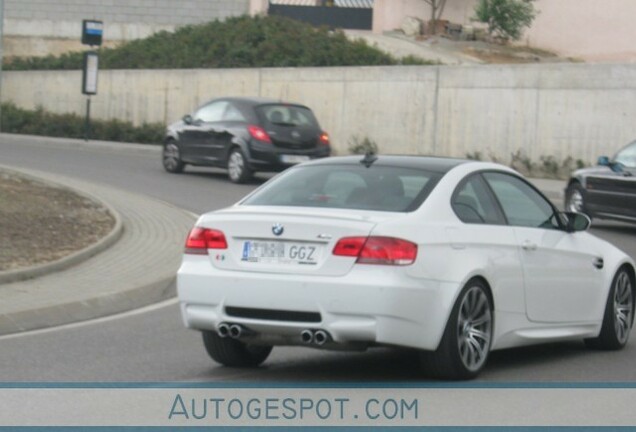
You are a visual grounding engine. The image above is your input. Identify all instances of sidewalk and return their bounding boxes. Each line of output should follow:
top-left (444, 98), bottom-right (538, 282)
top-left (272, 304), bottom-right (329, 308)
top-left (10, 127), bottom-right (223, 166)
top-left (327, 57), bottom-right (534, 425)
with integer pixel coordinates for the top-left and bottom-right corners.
top-left (0, 166), bottom-right (196, 335)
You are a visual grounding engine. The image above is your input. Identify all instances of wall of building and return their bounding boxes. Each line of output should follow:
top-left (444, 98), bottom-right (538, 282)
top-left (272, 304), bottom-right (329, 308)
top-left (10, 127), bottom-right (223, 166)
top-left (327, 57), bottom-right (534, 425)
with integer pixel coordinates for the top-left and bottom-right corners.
top-left (4, 64), bottom-right (636, 163)
top-left (524, 0), bottom-right (636, 62)
top-left (372, 0), bottom-right (636, 63)
top-left (3, 0), bottom-right (250, 57)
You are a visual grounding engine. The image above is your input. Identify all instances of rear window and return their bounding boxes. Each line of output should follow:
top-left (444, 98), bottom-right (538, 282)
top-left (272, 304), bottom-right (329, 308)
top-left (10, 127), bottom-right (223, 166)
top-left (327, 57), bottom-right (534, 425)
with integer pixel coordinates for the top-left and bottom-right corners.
top-left (256, 104), bottom-right (319, 128)
top-left (242, 164), bottom-right (442, 212)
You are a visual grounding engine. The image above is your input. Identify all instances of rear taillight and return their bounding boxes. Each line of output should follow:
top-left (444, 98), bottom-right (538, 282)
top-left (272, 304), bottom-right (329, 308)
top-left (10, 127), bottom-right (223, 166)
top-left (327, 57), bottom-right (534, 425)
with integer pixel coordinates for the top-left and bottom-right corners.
top-left (333, 236), bottom-right (417, 266)
top-left (185, 227), bottom-right (227, 254)
top-left (332, 237), bottom-right (366, 257)
top-left (319, 132), bottom-right (330, 146)
top-left (248, 125), bottom-right (272, 143)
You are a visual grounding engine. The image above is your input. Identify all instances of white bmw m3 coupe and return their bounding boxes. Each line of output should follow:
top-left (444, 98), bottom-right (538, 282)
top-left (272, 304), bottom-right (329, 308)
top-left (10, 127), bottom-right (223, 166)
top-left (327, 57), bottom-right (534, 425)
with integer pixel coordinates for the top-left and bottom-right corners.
top-left (177, 155), bottom-right (635, 379)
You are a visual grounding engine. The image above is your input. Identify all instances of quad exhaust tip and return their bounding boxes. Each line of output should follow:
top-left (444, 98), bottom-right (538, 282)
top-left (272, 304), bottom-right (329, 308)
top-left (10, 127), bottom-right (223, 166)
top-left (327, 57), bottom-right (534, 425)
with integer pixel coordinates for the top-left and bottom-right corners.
top-left (300, 329), bottom-right (331, 345)
top-left (314, 330), bottom-right (328, 345)
top-left (218, 322), bottom-right (248, 339)
top-left (300, 329), bottom-right (314, 344)
top-left (229, 324), bottom-right (242, 339)
top-left (217, 323), bottom-right (230, 338)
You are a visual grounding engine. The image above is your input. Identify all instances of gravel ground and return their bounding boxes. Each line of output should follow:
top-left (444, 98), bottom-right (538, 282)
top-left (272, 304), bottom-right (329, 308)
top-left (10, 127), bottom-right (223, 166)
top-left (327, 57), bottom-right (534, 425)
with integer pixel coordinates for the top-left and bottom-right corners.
top-left (0, 170), bottom-right (115, 271)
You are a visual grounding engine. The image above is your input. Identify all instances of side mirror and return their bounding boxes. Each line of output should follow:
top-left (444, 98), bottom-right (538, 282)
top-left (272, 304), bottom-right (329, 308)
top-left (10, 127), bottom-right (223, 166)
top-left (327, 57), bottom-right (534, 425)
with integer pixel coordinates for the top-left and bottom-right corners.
top-left (182, 114), bottom-right (193, 125)
top-left (597, 156), bottom-right (610, 166)
top-left (563, 212), bottom-right (591, 233)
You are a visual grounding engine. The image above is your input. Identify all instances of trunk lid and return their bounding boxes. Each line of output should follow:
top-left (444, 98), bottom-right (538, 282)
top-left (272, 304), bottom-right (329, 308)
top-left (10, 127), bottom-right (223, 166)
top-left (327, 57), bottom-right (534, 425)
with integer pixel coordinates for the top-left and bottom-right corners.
top-left (255, 103), bottom-right (322, 150)
top-left (197, 206), bottom-right (393, 276)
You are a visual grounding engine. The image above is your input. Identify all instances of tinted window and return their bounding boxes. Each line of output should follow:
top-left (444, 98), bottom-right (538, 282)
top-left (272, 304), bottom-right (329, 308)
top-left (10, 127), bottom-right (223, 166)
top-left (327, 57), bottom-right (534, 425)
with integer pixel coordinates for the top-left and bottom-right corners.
top-left (484, 172), bottom-right (561, 229)
top-left (195, 101), bottom-right (227, 123)
top-left (256, 104), bottom-right (319, 128)
top-left (615, 141), bottom-right (636, 168)
top-left (452, 174), bottom-right (504, 224)
top-left (223, 103), bottom-right (247, 122)
top-left (243, 165), bottom-right (441, 212)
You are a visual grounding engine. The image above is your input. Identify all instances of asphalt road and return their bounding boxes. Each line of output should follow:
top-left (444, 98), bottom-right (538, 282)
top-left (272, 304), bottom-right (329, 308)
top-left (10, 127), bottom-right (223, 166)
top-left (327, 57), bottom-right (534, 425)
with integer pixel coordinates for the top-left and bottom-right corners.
top-left (2, 135), bottom-right (636, 383)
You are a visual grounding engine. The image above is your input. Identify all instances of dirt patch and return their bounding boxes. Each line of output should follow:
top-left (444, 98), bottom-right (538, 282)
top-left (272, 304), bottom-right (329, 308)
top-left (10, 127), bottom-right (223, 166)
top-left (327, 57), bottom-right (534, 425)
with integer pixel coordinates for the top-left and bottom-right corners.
top-left (462, 45), bottom-right (564, 64)
top-left (0, 170), bottom-right (115, 272)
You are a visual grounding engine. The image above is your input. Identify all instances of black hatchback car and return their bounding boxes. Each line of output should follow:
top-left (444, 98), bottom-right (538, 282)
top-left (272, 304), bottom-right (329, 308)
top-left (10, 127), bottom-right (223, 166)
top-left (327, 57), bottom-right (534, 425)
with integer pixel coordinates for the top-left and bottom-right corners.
top-left (162, 97), bottom-right (331, 183)
top-left (565, 140), bottom-right (636, 223)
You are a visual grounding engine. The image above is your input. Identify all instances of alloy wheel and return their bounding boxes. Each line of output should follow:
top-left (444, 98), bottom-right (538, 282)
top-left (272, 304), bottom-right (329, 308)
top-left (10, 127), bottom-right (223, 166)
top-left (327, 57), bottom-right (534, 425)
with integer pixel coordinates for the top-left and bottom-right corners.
top-left (567, 188), bottom-right (584, 213)
top-left (457, 286), bottom-right (492, 372)
top-left (228, 150), bottom-right (245, 182)
top-left (163, 143), bottom-right (181, 171)
top-left (614, 271), bottom-right (633, 345)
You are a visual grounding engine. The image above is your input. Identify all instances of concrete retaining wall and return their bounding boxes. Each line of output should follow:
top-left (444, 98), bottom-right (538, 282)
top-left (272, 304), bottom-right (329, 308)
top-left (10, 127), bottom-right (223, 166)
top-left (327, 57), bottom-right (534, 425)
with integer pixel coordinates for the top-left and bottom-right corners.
top-left (3, 0), bottom-right (249, 57)
top-left (4, 63), bottom-right (636, 163)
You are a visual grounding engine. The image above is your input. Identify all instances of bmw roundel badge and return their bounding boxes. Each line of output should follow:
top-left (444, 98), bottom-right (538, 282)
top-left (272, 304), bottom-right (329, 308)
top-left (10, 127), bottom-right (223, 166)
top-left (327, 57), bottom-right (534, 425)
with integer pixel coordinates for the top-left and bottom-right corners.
top-left (272, 223), bottom-right (284, 236)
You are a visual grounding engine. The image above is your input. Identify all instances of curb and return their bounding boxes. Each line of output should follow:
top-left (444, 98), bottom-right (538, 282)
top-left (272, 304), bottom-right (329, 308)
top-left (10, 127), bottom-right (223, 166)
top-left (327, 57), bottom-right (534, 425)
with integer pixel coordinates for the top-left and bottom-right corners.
top-left (0, 164), bottom-right (196, 336)
top-left (0, 133), bottom-right (161, 156)
top-left (0, 276), bottom-right (176, 336)
top-left (0, 165), bottom-right (124, 284)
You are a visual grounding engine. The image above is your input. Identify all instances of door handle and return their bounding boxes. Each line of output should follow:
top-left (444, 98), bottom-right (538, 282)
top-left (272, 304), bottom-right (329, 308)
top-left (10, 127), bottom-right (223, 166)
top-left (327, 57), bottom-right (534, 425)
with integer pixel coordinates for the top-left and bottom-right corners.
top-left (521, 241), bottom-right (537, 251)
top-left (593, 257), bottom-right (604, 269)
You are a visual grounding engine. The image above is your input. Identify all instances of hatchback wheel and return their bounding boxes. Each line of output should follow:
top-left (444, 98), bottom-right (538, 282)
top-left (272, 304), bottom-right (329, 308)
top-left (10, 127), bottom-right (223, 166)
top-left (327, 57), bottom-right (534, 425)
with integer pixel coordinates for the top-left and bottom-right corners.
top-left (421, 279), bottom-right (493, 380)
top-left (585, 267), bottom-right (634, 350)
top-left (227, 148), bottom-right (252, 184)
top-left (162, 140), bottom-right (185, 173)
top-left (565, 182), bottom-right (587, 215)
top-left (202, 331), bottom-right (272, 367)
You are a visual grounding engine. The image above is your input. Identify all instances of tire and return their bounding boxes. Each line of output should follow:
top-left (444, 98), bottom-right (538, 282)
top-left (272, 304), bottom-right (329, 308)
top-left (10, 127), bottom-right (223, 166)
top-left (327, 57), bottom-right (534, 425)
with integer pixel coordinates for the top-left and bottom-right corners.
top-left (202, 331), bottom-right (272, 367)
top-left (227, 147), bottom-right (252, 184)
top-left (565, 182), bottom-right (588, 216)
top-left (420, 279), bottom-right (493, 380)
top-left (585, 267), bottom-right (634, 350)
top-left (162, 140), bottom-right (185, 173)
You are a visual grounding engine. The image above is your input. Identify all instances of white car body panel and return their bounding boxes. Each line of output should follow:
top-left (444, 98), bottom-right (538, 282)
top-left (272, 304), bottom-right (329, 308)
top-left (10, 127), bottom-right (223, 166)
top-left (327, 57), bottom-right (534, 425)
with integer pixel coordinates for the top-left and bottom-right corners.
top-left (177, 159), bottom-right (635, 354)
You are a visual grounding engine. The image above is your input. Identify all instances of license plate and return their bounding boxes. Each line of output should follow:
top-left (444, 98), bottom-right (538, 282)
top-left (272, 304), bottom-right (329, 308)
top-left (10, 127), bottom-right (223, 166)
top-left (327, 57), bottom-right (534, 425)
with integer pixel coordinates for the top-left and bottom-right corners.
top-left (241, 241), bottom-right (320, 265)
top-left (280, 155), bottom-right (310, 164)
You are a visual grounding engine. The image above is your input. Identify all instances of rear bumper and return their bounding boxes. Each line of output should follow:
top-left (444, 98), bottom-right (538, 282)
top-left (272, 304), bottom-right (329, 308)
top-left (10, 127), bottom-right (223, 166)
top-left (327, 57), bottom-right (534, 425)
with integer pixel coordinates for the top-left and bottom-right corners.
top-left (247, 140), bottom-right (331, 172)
top-left (177, 256), bottom-right (460, 351)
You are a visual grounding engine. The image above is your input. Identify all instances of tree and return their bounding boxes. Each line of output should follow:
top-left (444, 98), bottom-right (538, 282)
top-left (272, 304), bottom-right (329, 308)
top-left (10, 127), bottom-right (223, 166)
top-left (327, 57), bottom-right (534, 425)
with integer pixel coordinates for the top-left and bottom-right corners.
top-left (423, 0), bottom-right (449, 34)
top-left (474, 0), bottom-right (537, 41)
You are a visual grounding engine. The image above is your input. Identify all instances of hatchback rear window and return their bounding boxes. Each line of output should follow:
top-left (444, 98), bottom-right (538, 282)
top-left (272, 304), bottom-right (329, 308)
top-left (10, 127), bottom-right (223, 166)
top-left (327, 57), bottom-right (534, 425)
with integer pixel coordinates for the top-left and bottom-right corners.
top-left (242, 164), bottom-right (442, 212)
top-left (256, 104), bottom-right (319, 128)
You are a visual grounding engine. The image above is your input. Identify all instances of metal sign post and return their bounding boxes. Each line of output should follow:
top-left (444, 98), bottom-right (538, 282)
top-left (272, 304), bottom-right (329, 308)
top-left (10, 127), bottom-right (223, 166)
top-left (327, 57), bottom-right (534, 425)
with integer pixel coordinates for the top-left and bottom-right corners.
top-left (81, 20), bottom-right (102, 141)
top-left (82, 51), bottom-right (98, 140)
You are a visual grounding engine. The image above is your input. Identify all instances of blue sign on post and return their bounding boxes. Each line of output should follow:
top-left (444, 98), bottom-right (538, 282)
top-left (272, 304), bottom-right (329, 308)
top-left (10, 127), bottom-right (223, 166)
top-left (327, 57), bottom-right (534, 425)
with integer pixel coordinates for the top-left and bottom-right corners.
top-left (82, 20), bottom-right (103, 46)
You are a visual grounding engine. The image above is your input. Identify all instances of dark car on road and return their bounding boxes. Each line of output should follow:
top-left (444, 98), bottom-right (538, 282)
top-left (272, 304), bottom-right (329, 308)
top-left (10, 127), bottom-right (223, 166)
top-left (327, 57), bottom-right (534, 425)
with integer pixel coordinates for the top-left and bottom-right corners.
top-left (565, 140), bottom-right (636, 223)
top-left (162, 97), bottom-right (331, 183)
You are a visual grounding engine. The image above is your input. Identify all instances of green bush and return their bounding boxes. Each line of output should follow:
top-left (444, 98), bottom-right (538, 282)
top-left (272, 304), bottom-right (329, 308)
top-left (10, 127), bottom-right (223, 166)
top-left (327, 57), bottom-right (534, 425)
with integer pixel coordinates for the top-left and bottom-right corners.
top-left (1, 103), bottom-right (164, 144)
top-left (348, 135), bottom-right (379, 155)
top-left (474, 0), bottom-right (537, 41)
top-left (4, 15), bottom-right (435, 71)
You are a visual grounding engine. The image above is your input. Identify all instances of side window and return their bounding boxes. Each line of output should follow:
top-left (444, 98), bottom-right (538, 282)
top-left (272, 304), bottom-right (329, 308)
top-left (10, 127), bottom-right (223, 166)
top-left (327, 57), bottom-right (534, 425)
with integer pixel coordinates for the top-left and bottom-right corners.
top-left (452, 174), bottom-right (504, 224)
top-left (484, 172), bottom-right (560, 230)
top-left (223, 103), bottom-right (246, 122)
top-left (615, 141), bottom-right (636, 168)
top-left (194, 101), bottom-right (228, 123)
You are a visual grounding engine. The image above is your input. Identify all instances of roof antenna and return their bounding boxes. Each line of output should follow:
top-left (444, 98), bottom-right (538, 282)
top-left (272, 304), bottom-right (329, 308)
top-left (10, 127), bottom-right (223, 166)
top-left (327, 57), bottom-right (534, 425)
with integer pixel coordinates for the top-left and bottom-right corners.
top-left (360, 151), bottom-right (378, 168)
